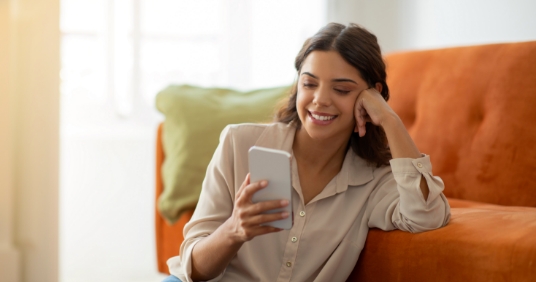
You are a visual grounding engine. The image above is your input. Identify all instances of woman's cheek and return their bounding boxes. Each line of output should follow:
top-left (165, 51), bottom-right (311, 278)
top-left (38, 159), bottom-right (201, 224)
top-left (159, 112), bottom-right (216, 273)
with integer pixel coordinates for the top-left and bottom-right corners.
top-left (296, 92), bottom-right (308, 120)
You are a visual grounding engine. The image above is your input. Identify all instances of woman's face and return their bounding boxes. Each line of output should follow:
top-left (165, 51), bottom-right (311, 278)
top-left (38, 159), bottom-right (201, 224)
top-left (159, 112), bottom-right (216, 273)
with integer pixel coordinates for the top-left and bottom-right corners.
top-left (296, 50), bottom-right (369, 142)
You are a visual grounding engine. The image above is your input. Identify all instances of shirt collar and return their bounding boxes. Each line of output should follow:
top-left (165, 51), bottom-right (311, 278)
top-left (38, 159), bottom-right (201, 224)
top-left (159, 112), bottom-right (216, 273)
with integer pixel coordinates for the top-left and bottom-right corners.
top-left (254, 122), bottom-right (374, 195)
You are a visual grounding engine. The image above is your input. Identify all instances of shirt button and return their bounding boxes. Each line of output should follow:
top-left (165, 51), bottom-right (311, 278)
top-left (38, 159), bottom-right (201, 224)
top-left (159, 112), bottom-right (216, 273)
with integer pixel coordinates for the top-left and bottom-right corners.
top-left (291, 237), bottom-right (297, 242)
top-left (286, 262), bottom-right (292, 267)
top-left (417, 163), bottom-right (423, 168)
top-left (299, 211), bottom-right (306, 217)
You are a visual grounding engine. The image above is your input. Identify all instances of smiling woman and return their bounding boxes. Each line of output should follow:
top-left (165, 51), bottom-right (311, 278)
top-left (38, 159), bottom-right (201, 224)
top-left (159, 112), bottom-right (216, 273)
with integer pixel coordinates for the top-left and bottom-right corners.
top-left (278, 23), bottom-right (391, 167)
top-left (165, 23), bottom-right (450, 282)
top-left (296, 51), bottom-right (378, 154)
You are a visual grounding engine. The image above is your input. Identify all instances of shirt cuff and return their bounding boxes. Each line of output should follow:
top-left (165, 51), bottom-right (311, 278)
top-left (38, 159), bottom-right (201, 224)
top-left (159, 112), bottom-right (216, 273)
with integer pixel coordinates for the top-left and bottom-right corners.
top-left (168, 237), bottom-right (226, 282)
top-left (389, 154), bottom-right (431, 175)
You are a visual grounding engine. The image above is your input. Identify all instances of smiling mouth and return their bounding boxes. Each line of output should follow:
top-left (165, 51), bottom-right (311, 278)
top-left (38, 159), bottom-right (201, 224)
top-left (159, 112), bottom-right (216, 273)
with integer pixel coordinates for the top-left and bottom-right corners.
top-left (309, 111), bottom-right (337, 121)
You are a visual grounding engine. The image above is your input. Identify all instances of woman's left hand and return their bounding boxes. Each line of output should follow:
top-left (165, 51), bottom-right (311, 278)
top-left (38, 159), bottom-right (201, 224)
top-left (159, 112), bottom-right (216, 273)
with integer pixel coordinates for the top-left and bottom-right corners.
top-left (354, 88), bottom-right (429, 199)
top-left (354, 88), bottom-right (397, 137)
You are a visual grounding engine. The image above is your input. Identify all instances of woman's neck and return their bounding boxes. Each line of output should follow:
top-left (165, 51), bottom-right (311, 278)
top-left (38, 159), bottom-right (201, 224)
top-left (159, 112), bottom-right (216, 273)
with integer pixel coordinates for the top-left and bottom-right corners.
top-left (292, 127), bottom-right (351, 174)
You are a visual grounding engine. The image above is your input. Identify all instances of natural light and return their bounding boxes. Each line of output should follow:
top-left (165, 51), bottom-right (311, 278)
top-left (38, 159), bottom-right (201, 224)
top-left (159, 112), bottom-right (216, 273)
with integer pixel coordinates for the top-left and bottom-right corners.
top-left (59, 1), bottom-right (326, 281)
top-left (4, 0), bottom-right (536, 281)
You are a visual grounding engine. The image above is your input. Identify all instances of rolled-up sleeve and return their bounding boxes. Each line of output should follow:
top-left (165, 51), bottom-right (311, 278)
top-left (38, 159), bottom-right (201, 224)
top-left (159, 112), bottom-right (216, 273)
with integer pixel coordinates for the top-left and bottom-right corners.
top-left (167, 125), bottom-right (236, 282)
top-left (367, 154), bottom-right (451, 233)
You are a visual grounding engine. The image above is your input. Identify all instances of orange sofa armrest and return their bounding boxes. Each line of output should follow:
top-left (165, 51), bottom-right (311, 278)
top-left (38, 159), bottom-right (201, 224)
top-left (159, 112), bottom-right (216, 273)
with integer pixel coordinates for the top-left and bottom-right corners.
top-left (155, 122), bottom-right (194, 274)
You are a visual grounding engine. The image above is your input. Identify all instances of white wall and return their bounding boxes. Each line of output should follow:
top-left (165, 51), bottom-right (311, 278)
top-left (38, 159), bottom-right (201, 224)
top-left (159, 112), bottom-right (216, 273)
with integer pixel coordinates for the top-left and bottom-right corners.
top-left (327, 0), bottom-right (401, 53)
top-left (327, 0), bottom-right (536, 54)
top-left (0, 0), bottom-right (60, 281)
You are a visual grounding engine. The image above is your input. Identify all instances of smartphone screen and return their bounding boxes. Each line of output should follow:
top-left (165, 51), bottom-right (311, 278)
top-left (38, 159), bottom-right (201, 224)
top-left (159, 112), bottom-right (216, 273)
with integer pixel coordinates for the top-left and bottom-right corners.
top-left (248, 146), bottom-right (293, 230)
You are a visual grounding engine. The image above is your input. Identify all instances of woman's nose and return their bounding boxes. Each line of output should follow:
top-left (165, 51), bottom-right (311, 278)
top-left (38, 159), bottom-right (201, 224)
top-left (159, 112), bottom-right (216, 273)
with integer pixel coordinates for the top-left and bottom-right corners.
top-left (313, 87), bottom-right (331, 107)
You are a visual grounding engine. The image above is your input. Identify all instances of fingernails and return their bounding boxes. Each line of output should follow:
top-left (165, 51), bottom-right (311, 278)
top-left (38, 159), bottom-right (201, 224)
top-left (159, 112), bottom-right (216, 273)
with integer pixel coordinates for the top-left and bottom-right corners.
top-left (260, 180), bottom-right (267, 186)
top-left (281, 199), bottom-right (289, 206)
top-left (281, 211), bottom-right (289, 218)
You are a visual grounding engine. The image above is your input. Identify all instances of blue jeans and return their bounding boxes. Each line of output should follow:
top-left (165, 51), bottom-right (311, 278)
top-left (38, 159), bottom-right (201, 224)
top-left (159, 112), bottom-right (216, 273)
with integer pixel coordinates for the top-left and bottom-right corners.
top-left (162, 275), bottom-right (182, 282)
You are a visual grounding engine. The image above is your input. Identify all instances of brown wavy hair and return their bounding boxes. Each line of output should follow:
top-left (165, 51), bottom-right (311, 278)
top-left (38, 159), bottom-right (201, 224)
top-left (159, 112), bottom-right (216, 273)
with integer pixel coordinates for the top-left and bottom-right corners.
top-left (276, 22), bottom-right (392, 167)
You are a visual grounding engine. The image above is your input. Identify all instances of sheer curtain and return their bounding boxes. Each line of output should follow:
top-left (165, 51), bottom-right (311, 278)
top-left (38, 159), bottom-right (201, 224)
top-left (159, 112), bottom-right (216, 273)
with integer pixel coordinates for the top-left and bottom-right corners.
top-left (59, 1), bottom-right (326, 281)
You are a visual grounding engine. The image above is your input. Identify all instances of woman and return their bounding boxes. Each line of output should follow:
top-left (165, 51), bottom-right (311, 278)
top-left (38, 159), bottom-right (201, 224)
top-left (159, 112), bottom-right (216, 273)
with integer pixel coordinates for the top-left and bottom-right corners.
top-left (165, 22), bottom-right (450, 282)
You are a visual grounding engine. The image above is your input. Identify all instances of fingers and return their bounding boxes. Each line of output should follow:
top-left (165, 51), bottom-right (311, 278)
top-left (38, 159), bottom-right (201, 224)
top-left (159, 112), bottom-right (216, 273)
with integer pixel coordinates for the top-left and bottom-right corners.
top-left (232, 175), bottom-right (290, 241)
top-left (247, 210), bottom-right (289, 226)
top-left (242, 225), bottom-right (283, 239)
top-left (355, 108), bottom-right (367, 137)
top-left (354, 95), bottom-right (367, 136)
top-left (356, 111), bottom-right (366, 127)
top-left (238, 198), bottom-right (289, 221)
top-left (236, 199), bottom-right (289, 225)
top-left (355, 94), bottom-right (376, 137)
top-left (235, 173), bottom-right (251, 200)
top-left (231, 197), bottom-right (288, 241)
top-left (358, 124), bottom-right (366, 137)
top-left (247, 199), bottom-right (289, 216)
top-left (360, 108), bottom-right (367, 118)
top-left (236, 179), bottom-right (268, 205)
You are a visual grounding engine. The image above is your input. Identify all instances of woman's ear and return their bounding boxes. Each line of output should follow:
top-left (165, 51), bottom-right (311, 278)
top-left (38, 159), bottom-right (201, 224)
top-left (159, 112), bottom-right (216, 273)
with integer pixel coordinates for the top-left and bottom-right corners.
top-left (374, 82), bottom-right (383, 93)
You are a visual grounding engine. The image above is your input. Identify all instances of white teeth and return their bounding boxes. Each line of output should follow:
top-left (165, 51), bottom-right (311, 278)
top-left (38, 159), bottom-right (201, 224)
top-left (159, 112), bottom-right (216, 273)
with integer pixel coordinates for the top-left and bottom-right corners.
top-left (311, 113), bottom-right (335, 121)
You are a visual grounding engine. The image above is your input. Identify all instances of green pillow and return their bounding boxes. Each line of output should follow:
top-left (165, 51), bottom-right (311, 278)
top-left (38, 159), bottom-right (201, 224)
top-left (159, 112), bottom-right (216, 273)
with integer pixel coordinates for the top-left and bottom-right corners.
top-left (156, 84), bottom-right (291, 224)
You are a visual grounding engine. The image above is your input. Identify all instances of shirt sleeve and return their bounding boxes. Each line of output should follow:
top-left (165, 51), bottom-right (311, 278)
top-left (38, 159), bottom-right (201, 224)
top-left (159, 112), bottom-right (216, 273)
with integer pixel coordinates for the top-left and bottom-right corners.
top-left (367, 154), bottom-right (451, 233)
top-left (167, 125), bottom-right (237, 282)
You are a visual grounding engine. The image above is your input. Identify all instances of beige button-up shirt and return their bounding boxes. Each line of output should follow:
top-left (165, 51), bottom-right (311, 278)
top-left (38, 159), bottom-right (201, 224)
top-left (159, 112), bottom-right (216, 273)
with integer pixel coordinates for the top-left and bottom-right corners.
top-left (168, 122), bottom-right (450, 282)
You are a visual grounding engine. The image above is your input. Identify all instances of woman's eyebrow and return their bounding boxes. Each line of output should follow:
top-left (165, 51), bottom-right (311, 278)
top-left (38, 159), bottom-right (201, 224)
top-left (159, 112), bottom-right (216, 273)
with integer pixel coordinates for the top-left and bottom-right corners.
top-left (301, 72), bottom-right (318, 79)
top-left (332, 78), bottom-right (358, 84)
top-left (301, 72), bottom-right (358, 84)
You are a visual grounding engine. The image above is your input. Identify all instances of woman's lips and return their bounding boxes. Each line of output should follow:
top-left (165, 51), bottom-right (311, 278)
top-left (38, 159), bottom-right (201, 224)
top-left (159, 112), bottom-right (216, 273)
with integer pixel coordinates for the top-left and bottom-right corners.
top-left (308, 111), bottom-right (337, 125)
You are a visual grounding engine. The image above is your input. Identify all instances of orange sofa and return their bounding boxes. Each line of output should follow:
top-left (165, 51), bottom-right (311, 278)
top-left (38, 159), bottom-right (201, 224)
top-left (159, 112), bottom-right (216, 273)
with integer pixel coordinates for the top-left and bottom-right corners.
top-left (155, 41), bottom-right (536, 281)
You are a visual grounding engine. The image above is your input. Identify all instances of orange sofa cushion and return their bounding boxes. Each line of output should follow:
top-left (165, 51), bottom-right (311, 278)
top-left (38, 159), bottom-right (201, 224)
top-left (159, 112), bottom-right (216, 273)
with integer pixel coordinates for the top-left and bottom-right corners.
top-left (350, 204), bottom-right (536, 281)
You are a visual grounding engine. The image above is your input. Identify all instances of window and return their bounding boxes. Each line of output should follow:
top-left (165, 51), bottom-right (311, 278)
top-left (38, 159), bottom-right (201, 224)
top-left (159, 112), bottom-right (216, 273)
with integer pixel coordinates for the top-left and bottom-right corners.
top-left (60, 1), bottom-right (326, 280)
top-left (61, 0), bottom-right (326, 130)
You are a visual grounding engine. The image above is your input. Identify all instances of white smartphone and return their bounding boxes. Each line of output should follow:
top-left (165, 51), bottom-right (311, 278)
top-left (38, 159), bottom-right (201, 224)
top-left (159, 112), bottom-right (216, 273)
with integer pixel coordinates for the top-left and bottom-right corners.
top-left (248, 146), bottom-right (293, 230)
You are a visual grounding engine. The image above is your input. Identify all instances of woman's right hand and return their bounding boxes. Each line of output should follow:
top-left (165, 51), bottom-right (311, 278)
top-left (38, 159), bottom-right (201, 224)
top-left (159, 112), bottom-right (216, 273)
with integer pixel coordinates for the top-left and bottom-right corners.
top-left (225, 173), bottom-right (289, 243)
top-left (190, 173), bottom-right (289, 281)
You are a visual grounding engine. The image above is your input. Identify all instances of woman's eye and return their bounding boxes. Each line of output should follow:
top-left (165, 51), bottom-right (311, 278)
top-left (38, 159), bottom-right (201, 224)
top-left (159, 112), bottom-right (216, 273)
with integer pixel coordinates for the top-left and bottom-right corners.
top-left (303, 83), bottom-right (317, 88)
top-left (335, 89), bottom-right (350, 95)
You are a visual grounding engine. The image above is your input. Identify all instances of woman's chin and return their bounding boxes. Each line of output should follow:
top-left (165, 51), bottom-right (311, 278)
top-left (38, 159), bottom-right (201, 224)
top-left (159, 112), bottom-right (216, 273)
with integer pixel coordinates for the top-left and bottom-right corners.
top-left (310, 124), bottom-right (358, 143)
top-left (301, 125), bottom-right (339, 142)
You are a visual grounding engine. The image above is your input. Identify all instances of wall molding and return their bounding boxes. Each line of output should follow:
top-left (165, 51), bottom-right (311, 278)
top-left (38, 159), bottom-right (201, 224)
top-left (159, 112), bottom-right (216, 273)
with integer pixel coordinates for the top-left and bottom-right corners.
top-left (0, 0), bottom-right (60, 281)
